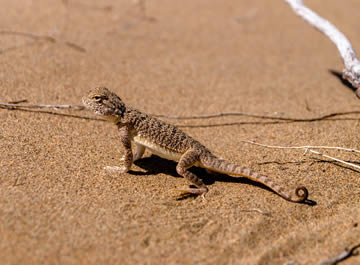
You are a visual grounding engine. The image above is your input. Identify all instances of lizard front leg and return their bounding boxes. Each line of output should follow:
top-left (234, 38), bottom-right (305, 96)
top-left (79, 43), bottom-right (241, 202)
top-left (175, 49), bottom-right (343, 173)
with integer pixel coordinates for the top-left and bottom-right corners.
top-left (133, 143), bottom-right (145, 162)
top-left (175, 149), bottom-right (208, 196)
top-left (105, 125), bottom-right (133, 173)
top-left (120, 143), bottom-right (145, 162)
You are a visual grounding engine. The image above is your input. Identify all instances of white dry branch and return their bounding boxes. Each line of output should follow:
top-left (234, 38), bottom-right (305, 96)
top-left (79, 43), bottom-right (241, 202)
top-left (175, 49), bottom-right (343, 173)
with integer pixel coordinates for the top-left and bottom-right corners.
top-left (285, 0), bottom-right (360, 97)
top-left (243, 140), bottom-right (360, 171)
top-left (318, 243), bottom-right (360, 265)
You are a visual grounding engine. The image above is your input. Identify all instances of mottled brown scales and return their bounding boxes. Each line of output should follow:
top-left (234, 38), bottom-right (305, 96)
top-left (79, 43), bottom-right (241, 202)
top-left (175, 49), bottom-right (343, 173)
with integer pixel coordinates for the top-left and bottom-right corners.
top-left (83, 87), bottom-right (309, 203)
top-left (126, 107), bottom-right (202, 153)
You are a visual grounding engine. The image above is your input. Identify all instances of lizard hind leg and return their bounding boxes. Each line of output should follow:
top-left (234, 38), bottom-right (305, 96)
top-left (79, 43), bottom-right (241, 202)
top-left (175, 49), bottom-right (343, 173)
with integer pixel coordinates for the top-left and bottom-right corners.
top-left (174, 149), bottom-right (209, 196)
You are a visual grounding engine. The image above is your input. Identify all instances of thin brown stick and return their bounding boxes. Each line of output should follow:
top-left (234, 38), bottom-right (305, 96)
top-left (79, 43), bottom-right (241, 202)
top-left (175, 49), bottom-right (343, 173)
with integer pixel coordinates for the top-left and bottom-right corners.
top-left (0, 30), bottom-right (55, 41)
top-left (318, 243), bottom-right (360, 265)
top-left (153, 111), bottom-right (360, 121)
top-left (0, 30), bottom-right (86, 53)
top-left (244, 141), bottom-right (360, 170)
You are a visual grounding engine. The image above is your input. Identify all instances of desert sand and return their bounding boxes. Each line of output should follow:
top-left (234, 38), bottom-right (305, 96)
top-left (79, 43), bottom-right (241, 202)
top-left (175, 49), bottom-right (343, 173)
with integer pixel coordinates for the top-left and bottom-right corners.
top-left (1, 0), bottom-right (360, 264)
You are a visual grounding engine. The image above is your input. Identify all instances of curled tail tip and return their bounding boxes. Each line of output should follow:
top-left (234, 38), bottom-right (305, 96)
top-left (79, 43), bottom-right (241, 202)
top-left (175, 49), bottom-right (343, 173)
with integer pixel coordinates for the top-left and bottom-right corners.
top-left (294, 186), bottom-right (309, 202)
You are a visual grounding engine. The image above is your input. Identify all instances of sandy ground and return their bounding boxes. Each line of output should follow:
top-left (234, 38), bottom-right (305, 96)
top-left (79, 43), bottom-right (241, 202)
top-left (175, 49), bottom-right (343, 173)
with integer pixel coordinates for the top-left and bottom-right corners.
top-left (1, 0), bottom-right (360, 264)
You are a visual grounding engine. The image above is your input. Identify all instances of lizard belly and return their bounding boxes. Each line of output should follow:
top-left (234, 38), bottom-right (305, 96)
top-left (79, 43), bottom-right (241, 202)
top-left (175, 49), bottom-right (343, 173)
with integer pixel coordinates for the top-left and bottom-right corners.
top-left (133, 136), bottom-right (183, 161)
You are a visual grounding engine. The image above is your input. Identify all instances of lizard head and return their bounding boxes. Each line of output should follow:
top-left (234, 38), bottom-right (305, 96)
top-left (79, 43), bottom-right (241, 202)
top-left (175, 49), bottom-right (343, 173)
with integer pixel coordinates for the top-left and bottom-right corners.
top-left (82, 87), bottom-right (126, 117)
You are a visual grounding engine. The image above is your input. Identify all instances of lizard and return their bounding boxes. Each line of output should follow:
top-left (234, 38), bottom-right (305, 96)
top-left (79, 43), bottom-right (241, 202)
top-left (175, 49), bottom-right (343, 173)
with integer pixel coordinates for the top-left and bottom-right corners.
top-left (82, 87), bottom-right (309, 203)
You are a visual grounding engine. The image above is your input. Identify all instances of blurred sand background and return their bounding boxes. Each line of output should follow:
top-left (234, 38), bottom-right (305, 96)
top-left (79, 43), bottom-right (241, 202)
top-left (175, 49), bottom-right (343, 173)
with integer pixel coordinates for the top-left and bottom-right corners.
top-left (1, 0), bottom-right (360, 264)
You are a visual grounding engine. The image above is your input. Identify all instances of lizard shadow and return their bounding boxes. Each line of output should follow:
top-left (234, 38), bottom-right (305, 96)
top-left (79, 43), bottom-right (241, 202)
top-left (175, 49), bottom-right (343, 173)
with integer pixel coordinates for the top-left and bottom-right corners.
top-left (132, 155), bottom-right (316, 206)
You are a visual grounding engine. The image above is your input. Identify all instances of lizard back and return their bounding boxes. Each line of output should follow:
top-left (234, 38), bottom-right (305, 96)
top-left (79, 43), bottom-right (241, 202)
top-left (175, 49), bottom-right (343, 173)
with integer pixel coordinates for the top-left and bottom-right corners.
top-left (124, 107), bottom-right (205, 154)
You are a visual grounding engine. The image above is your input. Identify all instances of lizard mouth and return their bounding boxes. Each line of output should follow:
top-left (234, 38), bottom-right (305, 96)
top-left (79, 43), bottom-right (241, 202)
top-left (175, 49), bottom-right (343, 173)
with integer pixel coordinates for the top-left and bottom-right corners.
top-left (81, 97), bottom-right (101, 114)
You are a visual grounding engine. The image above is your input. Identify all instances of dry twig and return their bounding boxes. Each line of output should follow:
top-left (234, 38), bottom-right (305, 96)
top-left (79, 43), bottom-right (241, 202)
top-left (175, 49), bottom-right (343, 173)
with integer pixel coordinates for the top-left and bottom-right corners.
top-left (285, 0), bottom-right (360, 97)
top-left (318, 243), bottom-right (360, 265)
top-left (243, 140), bottom-right (360, 171)
top-left (0, 103), bottom-right (84, 110)
top-left (153, 110), bottom-right (360, 121)
top-left (0, 30), bottom-right (86, 53)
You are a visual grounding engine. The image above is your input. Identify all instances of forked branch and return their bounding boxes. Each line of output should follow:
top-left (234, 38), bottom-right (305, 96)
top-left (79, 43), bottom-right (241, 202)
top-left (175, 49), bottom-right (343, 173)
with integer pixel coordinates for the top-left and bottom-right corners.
top-left (285, 0), bottom-right (360, 97)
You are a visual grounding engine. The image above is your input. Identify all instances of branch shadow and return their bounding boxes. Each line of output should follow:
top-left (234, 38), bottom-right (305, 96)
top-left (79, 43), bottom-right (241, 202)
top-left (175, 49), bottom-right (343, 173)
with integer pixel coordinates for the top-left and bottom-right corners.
top-left (133, 155), bottom-right (316, 206)
top-left (312, 158), bottom-right (360, 173)
top-left (329, 69), bottom-right (356, 93)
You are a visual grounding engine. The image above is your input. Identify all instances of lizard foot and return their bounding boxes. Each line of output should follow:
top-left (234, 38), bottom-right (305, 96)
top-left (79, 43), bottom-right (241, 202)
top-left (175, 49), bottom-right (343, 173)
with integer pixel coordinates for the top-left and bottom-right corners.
top-left (104, 166), bottom-right (129, 174)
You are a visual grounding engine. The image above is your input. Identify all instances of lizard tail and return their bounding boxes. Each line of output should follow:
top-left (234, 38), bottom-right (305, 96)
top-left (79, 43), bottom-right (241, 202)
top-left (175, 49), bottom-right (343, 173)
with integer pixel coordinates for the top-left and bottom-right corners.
top-left (200, 155), bottom-right (308, 203)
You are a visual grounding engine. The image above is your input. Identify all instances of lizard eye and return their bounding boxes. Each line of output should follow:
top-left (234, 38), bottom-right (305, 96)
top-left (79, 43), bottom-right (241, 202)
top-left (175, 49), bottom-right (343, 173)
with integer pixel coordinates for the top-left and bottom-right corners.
top-left (93, 96), bottom-right (102, 102)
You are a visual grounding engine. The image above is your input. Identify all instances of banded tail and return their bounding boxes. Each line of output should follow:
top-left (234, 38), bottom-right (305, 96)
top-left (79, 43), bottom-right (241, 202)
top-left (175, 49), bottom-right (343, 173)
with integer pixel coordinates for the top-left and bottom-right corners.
top-left (200, 154), bottom-right (308, 203)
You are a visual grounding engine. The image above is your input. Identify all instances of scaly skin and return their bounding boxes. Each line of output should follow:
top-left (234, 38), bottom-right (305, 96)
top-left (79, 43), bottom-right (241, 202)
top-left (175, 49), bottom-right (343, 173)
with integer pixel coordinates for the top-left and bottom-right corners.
top-left (83, 87), bottom-right (309, 203)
